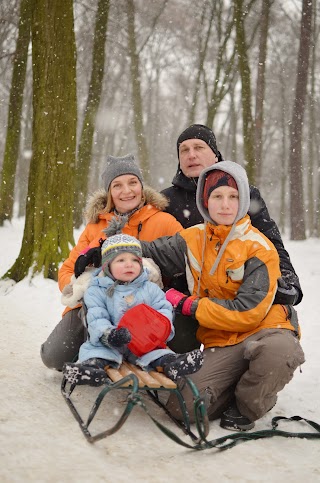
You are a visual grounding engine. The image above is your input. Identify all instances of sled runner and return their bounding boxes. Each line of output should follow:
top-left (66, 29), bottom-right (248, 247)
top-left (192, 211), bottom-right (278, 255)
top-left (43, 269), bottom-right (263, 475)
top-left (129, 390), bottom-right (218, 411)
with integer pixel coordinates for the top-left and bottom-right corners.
top-left (61, 360), bottom-right (209, 444)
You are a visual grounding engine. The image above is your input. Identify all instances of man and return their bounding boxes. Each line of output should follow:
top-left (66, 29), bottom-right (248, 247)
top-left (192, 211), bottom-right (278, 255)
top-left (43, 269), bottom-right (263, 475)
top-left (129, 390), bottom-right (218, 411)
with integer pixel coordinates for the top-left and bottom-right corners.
top-left (161, 124), bottom-right (302, 352)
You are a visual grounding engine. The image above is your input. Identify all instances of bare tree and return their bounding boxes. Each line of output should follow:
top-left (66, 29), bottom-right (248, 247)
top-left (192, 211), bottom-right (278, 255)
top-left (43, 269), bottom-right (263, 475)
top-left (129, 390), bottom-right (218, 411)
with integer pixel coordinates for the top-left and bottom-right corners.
top-left (254, 0), bottom-right (273, 184)
top-left (74, 0), bottom-right (110, 228)
top-left (126, 0), bottom-right (150, 182)
top-left (188, 1), bottom-right (215, 125)
top-left (289, 0), bottom-right (313, 240)
top-left (0, 0), bottom-right (31, 225)
top-left (233, 0), bottom-right (256, 183)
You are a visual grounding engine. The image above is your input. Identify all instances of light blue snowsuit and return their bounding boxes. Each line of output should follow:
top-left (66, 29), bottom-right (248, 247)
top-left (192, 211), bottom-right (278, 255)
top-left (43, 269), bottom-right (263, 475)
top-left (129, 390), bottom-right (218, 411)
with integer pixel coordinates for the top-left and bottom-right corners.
top-left (79, 268), bottom-right (175, 369)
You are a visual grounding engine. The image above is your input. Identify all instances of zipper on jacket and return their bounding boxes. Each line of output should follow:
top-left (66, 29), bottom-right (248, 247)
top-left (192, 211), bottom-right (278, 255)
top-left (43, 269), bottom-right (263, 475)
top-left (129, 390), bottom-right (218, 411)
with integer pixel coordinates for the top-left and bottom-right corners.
top-left (137, 222), bottom-right (142, 239)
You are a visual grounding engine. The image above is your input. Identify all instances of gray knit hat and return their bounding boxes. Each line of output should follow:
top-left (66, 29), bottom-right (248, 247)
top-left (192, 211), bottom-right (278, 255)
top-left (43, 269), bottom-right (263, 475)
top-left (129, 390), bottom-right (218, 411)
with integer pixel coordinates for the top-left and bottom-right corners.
top-left (101, 154), bottom-right (144, 191)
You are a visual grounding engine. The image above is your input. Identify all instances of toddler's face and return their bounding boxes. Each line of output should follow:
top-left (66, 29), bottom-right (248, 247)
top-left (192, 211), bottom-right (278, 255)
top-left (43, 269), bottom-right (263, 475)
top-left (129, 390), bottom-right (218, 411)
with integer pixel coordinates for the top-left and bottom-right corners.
top-left (109, 252), bottom-right (141, 282)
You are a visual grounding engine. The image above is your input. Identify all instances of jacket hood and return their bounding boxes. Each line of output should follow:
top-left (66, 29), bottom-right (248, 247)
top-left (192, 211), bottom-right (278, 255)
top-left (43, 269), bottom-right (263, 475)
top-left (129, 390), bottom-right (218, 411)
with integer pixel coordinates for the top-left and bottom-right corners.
top-left (84, 186), bottom-right (169, 224)
top-left (91, 267), bottom-right (149, 289)
top-left (196, 161), bottom-right (250, 225)
top-left (195, 161), bottom-right (250, 279)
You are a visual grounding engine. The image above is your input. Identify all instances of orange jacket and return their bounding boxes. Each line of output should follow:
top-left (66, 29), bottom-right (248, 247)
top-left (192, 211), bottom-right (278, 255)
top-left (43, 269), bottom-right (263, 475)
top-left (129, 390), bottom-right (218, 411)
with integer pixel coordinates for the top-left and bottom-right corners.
top-left (59, 187), bottom-right (182, 314)
top-left (179, 216), bottom-right (299, 348)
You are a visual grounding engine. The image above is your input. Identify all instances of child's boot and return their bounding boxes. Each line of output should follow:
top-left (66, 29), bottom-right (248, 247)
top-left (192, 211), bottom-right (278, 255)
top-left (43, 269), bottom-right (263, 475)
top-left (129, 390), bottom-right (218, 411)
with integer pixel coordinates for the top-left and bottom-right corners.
top-left (62, 358), bottom-right (109, 386)
top-left (159, 349), bottom-right (204, 381)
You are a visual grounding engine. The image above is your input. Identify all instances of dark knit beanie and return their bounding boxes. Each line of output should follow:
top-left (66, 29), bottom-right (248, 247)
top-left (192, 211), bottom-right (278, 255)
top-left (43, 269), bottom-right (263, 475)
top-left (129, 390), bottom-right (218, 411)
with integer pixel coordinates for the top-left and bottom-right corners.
top-left (177, 124), bottom-right (223, 161)
top-left (203, 170), bottom-right (238, 208)
top-left (101, 154), bottom-right (144, 191)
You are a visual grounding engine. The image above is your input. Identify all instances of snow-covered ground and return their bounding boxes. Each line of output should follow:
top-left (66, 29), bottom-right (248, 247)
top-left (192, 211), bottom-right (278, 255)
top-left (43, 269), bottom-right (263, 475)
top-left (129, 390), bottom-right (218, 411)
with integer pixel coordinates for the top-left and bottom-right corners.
top-left (1, 217), bottom-right (320, 483)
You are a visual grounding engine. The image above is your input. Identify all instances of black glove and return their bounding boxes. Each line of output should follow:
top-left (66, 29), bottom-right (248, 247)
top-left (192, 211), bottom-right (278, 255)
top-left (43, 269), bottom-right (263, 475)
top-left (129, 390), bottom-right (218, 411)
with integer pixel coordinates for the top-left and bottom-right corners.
top-left (100, 327), bottom-right (132, 349)
top-left (74, 244), bottom-right (103, 278)
top-left (274, 276), bottom-right (298, 305)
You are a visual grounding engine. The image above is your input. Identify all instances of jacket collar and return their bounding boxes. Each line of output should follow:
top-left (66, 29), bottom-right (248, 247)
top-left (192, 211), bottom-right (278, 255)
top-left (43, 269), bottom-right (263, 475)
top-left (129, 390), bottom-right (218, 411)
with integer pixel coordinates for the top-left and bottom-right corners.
top-left (172, 168), bottom-right (198, 192)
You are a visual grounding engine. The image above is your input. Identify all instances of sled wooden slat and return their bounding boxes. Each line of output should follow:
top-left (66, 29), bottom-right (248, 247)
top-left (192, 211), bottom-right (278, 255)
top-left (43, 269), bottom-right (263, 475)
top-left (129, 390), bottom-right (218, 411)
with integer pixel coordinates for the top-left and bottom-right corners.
top-left (105, 362), bottom-right (177, 390)
top-left (105, 366), bottom-right (132, 387)
top-left (148, 370), bottom-right (177, 389)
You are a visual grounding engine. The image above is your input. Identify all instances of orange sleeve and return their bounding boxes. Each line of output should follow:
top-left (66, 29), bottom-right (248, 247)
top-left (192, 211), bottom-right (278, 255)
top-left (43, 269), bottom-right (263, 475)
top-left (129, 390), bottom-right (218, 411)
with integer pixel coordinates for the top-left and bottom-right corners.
top-left (58, 225), bottom-right (100, 291)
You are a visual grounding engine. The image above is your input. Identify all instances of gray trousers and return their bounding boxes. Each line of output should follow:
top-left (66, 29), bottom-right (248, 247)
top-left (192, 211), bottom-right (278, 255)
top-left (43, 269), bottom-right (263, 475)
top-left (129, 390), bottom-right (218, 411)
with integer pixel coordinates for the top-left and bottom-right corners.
top-left (166, 329), bottom-right (305, 423)
top-left (40, 308), bottom-right (87, 371)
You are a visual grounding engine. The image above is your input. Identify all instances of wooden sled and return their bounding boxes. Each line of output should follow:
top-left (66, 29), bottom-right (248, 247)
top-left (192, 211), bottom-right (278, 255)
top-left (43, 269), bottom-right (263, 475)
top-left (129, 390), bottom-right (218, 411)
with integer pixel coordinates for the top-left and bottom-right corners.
top-left (61, 361), bottom-right (209, 445)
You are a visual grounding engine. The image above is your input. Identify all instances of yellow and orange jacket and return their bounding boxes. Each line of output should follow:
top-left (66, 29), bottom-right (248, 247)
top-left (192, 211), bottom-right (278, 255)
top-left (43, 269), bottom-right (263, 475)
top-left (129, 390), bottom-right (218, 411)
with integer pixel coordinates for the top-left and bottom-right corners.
top-left (59, 187), bottom-right (182, 314)
top-left (142, 215), bottom-right (300, 349)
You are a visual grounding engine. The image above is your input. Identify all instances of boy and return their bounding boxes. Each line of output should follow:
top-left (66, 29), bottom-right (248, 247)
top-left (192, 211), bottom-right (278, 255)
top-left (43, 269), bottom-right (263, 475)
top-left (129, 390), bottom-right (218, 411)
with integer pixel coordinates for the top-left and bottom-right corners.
top-left (140, 161), bottom-right (305, 431)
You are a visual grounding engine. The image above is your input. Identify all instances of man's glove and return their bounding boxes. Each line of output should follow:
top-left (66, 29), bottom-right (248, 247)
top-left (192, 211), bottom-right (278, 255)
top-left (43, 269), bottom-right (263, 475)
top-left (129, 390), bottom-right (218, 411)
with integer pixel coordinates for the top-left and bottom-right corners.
top-left (74, 240), bottom-right (104, 278)
top-left (100, 327), bottom-right (132, 349)
top-left (165, 288), bottom-right (196, 316)
top-left (274, 276), bottom-right (298, 305)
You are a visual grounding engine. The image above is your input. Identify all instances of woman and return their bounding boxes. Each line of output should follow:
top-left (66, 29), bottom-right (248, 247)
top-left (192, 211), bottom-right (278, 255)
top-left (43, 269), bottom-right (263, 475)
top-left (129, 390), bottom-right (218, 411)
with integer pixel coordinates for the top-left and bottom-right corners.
top-left (40, 154), bottom-right (182, 371)
top-left (141, 160), bottom-right (305, 431)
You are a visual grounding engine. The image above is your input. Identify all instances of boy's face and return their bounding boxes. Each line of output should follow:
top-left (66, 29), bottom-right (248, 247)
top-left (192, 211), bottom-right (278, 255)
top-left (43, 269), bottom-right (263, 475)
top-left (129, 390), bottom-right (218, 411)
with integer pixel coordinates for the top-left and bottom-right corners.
top-left (109, 252), bottom-right (141, 282)
top-left (207, 186), bottom-right (239, 225)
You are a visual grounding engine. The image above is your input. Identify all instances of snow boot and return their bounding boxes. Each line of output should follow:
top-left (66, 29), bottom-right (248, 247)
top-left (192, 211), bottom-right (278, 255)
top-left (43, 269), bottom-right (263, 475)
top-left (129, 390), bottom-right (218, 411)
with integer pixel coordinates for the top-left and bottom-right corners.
top-left (220, 402), bottom-right (255, 431)
top-left (162, 349), bottom-right (204, 381)
top-left (62, 358), bottom-right (109, 387)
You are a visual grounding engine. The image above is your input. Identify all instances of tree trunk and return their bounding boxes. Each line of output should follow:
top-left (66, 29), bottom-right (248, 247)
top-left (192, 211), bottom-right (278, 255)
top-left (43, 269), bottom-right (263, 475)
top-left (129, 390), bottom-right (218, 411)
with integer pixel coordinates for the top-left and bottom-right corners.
top-left (307, 0), bottom-right (317, 237)
top-left (3, 0), bottom-right (77, 282)
top-left (233, 0), bottom-right (255, 183)
top-left (126, 0), bottom-right (150, 183)
top-left (74, 0), bottom-right (110, 228)
top-left (188, 1), bottom-right (214, 125)
top-left (0, 0), bottom-right (31, 225)
top-left (206, 6), bottom-right (235, 128)
top-left (289, 0), bottom-right (313, 240)
top-left (254, 0), bottom-right (272, 185)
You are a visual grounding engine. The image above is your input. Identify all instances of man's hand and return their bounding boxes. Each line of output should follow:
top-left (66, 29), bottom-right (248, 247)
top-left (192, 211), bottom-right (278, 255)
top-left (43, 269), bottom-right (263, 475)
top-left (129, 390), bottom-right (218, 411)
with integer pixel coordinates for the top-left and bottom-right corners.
top-left (274, 277), bottom-right (298, 305)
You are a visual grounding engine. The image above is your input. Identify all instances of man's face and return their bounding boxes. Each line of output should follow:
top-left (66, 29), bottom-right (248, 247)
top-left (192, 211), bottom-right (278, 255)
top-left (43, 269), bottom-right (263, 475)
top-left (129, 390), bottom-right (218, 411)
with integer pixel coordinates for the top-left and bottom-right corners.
top-left (179, 139), bottom-right (218, 178)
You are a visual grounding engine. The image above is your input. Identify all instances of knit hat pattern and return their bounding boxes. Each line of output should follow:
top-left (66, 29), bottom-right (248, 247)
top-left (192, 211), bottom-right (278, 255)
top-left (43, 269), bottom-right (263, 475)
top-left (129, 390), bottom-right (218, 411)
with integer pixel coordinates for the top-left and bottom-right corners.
top-left (177, 124), bottom-right (223, 161)
top-left (101, 234), bottom-right (142, 275)
top-left (101, 154), bottom-right (144, 191)
top-left (203, 170), bottom-right (238, 208)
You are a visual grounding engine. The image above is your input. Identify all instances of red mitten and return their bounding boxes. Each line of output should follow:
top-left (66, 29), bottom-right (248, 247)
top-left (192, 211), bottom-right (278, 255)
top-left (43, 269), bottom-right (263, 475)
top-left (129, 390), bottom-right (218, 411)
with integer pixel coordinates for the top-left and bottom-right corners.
top-left (165, 288), bottom-right (187, 307)
top-left (165, 288), bottom-right (196, 316)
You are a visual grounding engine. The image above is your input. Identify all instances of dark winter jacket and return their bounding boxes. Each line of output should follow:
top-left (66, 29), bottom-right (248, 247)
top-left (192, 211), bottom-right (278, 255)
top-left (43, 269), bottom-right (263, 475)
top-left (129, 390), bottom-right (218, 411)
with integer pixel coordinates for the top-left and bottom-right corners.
top-left (161, 168), bottom-right (303, 305)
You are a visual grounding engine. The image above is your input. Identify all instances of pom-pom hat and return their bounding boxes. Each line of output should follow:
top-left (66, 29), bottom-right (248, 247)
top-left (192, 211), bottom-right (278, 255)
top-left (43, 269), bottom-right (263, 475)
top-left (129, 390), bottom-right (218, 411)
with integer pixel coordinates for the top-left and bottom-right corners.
top-left (101, 216), bottom-right (142, 279)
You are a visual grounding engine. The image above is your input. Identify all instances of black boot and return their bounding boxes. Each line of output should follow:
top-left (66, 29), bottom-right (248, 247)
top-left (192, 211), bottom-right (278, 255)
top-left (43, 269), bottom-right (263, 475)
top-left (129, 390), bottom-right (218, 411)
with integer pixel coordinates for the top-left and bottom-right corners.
top-left (220, 402), bottom-right (255, 431)
top-left (62, 358), bottom-right (109, 387)
top-left (161, 349), bottom-right (204, 381)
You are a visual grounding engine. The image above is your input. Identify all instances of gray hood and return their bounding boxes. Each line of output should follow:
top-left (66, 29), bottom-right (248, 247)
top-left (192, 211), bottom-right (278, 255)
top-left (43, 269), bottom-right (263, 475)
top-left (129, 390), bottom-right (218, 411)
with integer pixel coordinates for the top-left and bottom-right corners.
top-left (195, 161), bottom-right (250, 279)
top-left (196, 160), bottom-right (250, 225)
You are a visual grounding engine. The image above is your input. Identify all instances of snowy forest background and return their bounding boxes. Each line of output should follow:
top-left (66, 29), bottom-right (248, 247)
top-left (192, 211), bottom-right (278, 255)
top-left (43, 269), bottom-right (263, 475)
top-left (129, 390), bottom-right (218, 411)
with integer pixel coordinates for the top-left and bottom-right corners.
top-left (0, 0), bottom-right (319, 284)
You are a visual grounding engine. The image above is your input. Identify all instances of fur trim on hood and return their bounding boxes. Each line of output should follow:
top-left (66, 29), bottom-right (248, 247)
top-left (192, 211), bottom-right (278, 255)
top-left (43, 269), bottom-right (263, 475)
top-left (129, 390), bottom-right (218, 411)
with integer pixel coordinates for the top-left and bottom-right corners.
top-left (61, 258), bottom-right (164, 308)
top-left (84, 186), bottom-right (169, 224)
